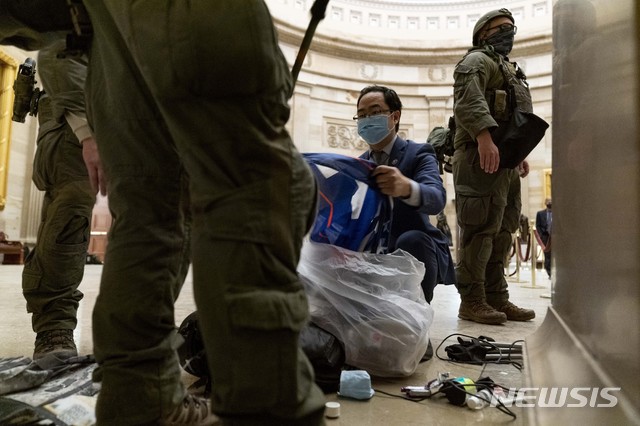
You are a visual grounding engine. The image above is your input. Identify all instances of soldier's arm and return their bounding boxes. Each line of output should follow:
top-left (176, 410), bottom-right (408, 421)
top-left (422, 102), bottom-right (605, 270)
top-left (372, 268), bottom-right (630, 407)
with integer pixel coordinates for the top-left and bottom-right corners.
top-left (453, 53), bottom-right (501, 173)
top-left (453, 53), bottom-right (498, 141)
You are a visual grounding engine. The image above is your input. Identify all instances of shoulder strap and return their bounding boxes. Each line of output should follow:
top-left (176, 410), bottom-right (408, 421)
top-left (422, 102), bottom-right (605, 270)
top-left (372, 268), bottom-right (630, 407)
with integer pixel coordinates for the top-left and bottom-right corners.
top-left (471, 46), bottom-right (528, 89)
top-left (476, 49), bottom-right (525, 111)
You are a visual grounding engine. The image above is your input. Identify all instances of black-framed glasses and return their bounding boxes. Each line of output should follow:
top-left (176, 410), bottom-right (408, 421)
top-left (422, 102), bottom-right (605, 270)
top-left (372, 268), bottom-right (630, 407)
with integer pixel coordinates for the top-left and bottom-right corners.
top-left (485, 23), bottom-right (517, 35)
top-left (352, 109), bottom-right (393, 121)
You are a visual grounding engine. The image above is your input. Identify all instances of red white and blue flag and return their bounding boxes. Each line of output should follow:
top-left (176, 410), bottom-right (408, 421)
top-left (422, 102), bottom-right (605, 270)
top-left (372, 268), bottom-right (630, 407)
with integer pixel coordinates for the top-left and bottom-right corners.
top-left (303, 153), bottom-right (392, 253)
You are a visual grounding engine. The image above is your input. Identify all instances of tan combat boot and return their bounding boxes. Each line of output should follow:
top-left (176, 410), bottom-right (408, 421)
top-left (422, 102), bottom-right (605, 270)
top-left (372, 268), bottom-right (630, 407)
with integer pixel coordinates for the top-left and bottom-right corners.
top-left (159, 394), bottom-right (220, 426)
top-left (458, 284), bottom-right (507, 325)
top-left (33, 329), bottom-right (78, 360)
top-left (489, 300), bottom-right (535, 321)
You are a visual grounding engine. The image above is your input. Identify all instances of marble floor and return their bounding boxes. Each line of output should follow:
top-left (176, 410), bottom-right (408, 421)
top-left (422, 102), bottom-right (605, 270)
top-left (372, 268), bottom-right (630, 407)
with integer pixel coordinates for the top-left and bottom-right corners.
top-left (0, 261), bottom-right (552, 425)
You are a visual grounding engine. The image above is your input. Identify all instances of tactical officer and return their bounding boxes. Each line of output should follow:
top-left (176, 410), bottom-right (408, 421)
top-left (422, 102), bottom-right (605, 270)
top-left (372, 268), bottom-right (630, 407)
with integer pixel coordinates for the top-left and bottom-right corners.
top-left (452, 8), bottom-right (536, 324)
top-left (22, 39), bottom-right (104, 361)
top-left (0, 1), bottom-right (325, 425)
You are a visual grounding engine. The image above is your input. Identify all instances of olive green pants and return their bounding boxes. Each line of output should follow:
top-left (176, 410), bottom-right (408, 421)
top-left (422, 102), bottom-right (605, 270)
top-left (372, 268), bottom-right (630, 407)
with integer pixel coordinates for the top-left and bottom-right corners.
top-left (84, 1), bottom-right (325, 424)
top-left (22, 97), bottom-right (95, 333)
top-left (453, 145), bottom-right (521, 303)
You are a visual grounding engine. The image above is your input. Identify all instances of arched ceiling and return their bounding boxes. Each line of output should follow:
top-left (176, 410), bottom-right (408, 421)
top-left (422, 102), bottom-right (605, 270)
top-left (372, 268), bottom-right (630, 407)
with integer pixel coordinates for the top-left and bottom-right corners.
top-left (268, 0), bottom-right (553, 65)
top-left (335, 0), bottom-right (520, 8)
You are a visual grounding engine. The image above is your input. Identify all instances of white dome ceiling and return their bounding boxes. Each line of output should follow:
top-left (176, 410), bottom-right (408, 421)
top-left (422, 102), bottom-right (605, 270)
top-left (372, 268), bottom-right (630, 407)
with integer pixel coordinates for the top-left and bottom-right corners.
top-left (267, 0), bottom-right (552, 64)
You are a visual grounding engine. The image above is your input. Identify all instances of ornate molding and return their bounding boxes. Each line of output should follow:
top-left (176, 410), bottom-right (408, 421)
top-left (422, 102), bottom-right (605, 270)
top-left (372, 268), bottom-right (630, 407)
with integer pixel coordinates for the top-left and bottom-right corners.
top-left (428, 67), bottom-right (448, 82)
top-left (275, 19), bottom-right (551, 65)
top-left (332, 0), bottom-right (521, 10)
top-left (359, 63), bottom-right (379, 80)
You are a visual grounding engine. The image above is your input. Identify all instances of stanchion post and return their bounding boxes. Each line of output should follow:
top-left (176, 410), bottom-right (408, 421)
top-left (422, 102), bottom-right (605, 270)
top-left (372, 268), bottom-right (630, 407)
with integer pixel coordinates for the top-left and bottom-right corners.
top-left (530, 220), bottom-right (536, 288)
top-left (515, 232), bottom-right (521, 283)
top-left (523, 219), bottom-right (545, 289)
top-left (507, 231), bottom-right (526, 283)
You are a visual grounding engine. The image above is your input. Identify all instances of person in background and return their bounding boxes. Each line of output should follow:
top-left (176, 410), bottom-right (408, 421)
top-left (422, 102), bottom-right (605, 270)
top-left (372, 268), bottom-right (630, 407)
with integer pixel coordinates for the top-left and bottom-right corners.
top-left (519, 213), bottom-right (530, 240)
top-left (535, 198), bottom-right (552, 278)
top-left (436, 211), bottom-right (454, 247)
top-left (21, 38), bottom-right (105, 361)
top-left (451, 8), bottom-right (536, 325)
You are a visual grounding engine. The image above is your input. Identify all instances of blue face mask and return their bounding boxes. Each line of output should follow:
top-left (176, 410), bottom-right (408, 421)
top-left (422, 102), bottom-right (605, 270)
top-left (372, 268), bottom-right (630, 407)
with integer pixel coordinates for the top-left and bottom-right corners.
top-left (357, 114), bottom-right (393, 146)
top-left (338, 370), bottom-right (375, 400)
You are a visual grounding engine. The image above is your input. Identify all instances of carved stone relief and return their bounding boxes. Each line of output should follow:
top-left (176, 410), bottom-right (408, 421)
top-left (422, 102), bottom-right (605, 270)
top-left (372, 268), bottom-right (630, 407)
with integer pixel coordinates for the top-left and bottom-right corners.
top-left (427, 67), bottom-right (448, 82)
top-left (326, 120), bottom-right (368, 150)
top-left (360, 63), bottom-right (379, 80)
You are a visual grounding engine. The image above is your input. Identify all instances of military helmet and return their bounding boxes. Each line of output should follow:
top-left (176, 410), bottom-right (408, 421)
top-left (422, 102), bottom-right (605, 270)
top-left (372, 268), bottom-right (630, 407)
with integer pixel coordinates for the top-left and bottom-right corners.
top-left (473, 8), bottom-right (515, 45)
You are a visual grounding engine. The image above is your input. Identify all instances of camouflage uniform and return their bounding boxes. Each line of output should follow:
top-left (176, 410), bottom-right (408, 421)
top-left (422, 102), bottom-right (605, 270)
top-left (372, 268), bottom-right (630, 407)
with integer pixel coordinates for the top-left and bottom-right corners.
top-left (22, 39), bottom-right (95, 340)
top-left (452, 41), bottom-right (535, 323)
top-left (82, 1), bottom-right (325, 425)
top-left (1, 1), bottom-right (326, 424)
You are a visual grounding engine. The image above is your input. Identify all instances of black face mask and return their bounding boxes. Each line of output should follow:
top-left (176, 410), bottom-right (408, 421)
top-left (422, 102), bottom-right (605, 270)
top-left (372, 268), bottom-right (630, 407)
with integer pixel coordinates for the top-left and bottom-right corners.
top-left (485, 30), bottom-right (515, 56)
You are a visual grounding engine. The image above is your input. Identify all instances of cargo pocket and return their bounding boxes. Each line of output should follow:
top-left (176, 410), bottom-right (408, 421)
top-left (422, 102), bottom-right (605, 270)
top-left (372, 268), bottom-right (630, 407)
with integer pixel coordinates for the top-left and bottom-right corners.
top-left (219, 288), bottom-right (311, 411)
top-left (227, 289), bottom-right (309, 333)
top-left (457, 195), bottom-right (491, 227)
top-left (32, 123), bottom-right (65, 191)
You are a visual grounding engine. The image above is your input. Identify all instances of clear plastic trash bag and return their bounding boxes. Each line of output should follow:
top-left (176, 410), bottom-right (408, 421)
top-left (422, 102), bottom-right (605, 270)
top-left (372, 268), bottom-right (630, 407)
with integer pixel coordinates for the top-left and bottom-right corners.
top-left (298, 241), bottom-right (434, 377)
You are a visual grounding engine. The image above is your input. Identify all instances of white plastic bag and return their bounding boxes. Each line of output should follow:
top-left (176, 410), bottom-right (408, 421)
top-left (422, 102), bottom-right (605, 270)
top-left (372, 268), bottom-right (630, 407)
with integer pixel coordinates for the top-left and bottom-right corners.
top-left (298, 241), bottom-right (433, 377)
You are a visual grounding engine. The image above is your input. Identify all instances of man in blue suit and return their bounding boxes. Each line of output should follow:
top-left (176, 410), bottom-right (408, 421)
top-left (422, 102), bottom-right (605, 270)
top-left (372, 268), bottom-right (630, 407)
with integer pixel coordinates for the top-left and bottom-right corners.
top-left (535, 198), bottom-right (552, 278)
top-left (355, 85), bottom-right (456, 304)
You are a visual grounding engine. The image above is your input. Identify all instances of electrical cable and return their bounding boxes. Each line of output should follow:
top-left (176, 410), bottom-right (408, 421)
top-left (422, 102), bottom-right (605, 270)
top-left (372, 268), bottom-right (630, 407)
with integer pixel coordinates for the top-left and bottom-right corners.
top-left (375, 334), bottom-right (525, 418)
top-left (434, 333), bottom-right (524, 370)
top-left (396, 376), bottom-right (518, 419)
top-left (373, 388), bottom-right (431, 403)
top-left (442, 377), bottom-right (518, 419)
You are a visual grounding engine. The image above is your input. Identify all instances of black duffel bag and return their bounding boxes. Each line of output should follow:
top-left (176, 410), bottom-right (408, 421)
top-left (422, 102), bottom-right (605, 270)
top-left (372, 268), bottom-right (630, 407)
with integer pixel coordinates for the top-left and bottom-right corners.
top-left (177, 312), bottom-right (345, 394)
top-left (491, 109), bottom-right (549, 169)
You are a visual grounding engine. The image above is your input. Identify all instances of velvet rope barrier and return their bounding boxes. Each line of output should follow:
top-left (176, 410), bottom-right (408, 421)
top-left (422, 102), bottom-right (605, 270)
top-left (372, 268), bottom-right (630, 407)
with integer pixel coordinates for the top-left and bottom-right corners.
top-left (508, 239), bottom-right (518, 276)
top-left (516, 233), bottom-right (532, 262)
top-left (533, 229), bottom-right (551, 253)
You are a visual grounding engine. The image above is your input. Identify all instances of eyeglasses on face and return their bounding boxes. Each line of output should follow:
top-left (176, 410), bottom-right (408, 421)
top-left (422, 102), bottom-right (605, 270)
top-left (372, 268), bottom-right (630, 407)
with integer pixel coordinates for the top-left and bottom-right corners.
top-left (485, 23), bottom-right (517, 35)
top-left (352, 109), bottom-right (393, 121)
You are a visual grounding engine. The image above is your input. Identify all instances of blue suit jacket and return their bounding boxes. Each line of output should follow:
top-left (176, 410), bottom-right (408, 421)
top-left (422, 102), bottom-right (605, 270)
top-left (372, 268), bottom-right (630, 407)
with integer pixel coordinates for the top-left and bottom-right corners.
top-left (361, 137), bottom-right (456, 284)
top-left (536, 209), bottom-right (552, 242)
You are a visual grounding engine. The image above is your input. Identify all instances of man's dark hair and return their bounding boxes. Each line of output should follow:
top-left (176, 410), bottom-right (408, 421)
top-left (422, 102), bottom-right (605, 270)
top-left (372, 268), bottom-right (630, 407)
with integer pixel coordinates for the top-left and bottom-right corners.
top-left (357, 85), bottom-right (402, 132)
